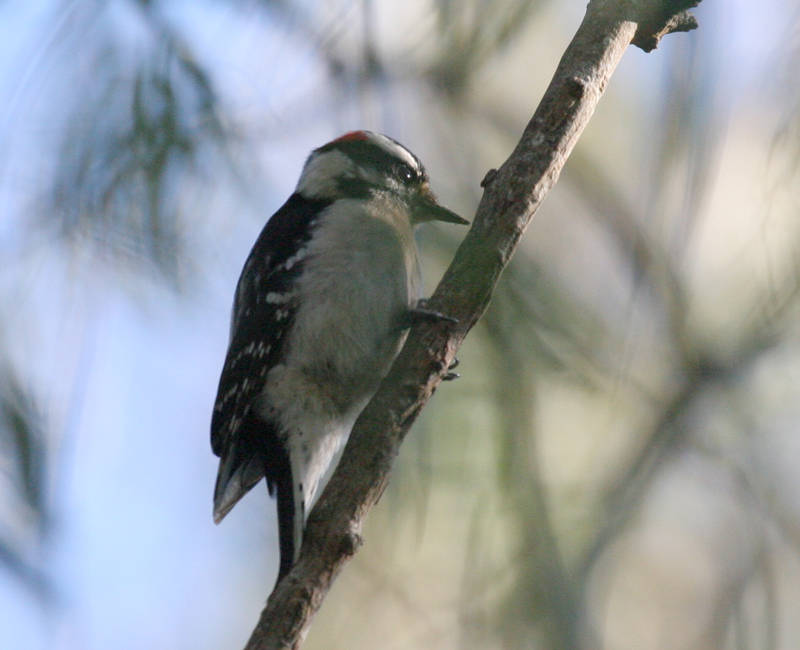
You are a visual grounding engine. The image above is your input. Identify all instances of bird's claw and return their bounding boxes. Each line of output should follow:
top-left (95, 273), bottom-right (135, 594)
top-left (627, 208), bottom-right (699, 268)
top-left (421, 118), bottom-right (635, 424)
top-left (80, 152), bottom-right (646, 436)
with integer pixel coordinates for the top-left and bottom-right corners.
top-left (442, 357), bottom-right (460, 381)
top-left (405, 299), bottom-right (458, 327)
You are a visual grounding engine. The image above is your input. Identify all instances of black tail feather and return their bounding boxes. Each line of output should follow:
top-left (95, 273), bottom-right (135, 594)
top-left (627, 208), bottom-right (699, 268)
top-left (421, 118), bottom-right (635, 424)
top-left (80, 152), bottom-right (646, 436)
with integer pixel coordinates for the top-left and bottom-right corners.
top-left (273, 473), bottom-right (295, 587)
top-left (266, 442), bottom-right (295, 588)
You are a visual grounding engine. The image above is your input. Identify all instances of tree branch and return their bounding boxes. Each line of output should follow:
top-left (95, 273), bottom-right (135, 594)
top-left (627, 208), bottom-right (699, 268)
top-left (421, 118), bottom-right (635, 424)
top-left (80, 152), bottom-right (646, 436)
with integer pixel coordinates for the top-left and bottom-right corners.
top-left (243, 1), bottom-right (703, 648)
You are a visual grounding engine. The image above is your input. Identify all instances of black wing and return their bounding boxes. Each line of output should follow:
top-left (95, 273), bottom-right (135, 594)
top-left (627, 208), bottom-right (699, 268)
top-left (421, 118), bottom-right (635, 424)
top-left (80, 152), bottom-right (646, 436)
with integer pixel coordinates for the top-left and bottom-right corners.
top-left (211, 193), bottom-right (332, 523)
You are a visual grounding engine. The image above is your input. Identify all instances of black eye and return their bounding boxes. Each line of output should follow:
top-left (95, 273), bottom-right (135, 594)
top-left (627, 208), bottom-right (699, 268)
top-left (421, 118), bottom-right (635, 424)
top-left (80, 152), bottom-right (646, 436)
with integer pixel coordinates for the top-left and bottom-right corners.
top-left (397, 164), bottom-right (417, 184)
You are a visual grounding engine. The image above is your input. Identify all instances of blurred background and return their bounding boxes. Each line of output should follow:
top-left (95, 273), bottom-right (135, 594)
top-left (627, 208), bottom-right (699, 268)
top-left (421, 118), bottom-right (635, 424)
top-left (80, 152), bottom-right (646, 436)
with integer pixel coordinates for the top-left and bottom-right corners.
top-left (1, 1), bottom-right (799, 649)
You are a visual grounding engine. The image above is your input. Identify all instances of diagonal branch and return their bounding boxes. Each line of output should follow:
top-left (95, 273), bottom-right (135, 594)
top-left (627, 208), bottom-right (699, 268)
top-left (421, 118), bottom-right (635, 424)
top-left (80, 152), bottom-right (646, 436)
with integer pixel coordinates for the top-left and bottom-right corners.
top-left (243, 1), bottom-right (703, 648)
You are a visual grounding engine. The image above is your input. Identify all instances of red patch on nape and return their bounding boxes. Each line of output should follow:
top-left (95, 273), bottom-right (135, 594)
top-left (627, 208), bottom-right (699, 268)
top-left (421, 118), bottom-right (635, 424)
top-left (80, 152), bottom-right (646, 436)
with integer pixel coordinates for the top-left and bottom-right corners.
top-left (330, 130), bottom-right (371, 144)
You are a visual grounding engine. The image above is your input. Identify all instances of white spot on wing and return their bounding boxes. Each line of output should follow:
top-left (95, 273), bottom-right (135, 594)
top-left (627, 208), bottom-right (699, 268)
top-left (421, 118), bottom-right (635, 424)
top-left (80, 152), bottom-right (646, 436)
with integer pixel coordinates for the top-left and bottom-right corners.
top-left (284, 248), bottom-right (308, 270)
top-left (266, 292), bottom-right (293, 304)
top-left (222, 384), bottom-right (239, 402)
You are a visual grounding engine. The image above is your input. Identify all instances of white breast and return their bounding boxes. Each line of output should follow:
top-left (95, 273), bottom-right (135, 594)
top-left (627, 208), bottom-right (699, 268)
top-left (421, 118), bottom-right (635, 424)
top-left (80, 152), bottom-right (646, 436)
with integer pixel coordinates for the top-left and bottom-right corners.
top-left (284, 197), bottom-right (418, 405)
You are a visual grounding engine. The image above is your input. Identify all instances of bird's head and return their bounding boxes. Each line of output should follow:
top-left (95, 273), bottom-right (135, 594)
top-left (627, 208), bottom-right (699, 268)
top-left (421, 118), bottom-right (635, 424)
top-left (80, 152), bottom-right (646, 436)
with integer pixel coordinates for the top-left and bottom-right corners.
top-left (296, 130), bottom-right (468, 226)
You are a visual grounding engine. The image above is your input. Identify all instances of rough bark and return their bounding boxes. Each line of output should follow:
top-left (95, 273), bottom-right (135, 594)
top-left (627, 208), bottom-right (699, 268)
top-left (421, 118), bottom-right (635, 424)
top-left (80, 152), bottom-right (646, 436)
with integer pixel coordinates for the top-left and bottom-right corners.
top-left (243, 1), bottom-right (704, 648)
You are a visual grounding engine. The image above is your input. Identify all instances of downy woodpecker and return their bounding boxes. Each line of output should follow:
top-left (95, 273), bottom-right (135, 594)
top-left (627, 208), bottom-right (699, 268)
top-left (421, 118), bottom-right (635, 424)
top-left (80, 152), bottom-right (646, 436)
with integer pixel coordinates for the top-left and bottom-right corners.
top-left (211, 131), bottom-right (467, 583)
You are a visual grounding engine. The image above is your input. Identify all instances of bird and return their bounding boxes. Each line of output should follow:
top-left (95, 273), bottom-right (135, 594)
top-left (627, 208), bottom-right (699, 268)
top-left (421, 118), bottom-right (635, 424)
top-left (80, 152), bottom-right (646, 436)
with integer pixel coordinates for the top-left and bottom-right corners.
top-left (210, 130), bottom-right (467, 584)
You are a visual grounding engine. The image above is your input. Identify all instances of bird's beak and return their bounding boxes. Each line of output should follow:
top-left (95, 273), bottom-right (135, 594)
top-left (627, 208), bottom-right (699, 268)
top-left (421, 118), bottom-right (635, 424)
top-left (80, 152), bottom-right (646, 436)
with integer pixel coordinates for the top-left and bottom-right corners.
top-left (417, 184), bottom-right (470, 225)
top-left (428, 202), bottom-right (470, 225)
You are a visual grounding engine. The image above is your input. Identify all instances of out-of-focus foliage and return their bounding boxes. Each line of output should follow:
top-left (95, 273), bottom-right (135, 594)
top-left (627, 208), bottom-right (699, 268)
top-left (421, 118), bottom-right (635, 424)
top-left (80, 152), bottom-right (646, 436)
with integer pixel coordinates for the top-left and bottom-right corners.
top-left (48, 4), bottom-right (228, 285)
top-left (2, 1), bottom-right (800, 650)
top-left (0, 362), bottom-right (49, 598)
top-left (431, 0), bottom-right (546, 93)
